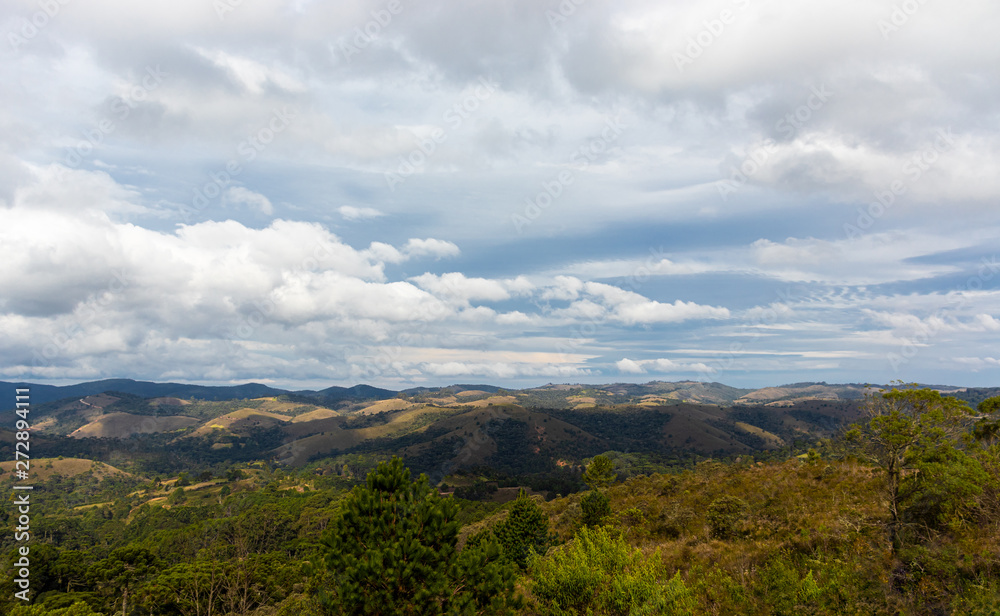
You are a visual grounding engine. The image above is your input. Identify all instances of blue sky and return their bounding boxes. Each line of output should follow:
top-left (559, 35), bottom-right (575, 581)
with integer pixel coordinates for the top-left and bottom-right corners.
top-left (1, 0), bottom-right (999, 390)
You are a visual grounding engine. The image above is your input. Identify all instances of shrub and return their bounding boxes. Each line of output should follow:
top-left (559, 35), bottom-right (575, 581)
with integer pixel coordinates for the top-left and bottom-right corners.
top-left (531, 526), bottom-right (695, 616)
top-left (654, 502), bottom-right (695, 539)
top-left (706, 495), bottom-right (747, 540)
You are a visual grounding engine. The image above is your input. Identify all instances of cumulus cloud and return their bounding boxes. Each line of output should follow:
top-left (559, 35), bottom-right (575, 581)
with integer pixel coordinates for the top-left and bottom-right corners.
top-left (403, 238), bottom-right (461, 259)
top-left (579, 282), bottom-right (730, 325)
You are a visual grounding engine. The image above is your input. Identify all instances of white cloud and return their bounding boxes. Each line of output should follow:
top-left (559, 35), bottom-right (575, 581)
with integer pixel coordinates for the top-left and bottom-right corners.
top-left (193, 47), bottom-right (306, 94)
top-left (339, 205), bottom-right (385, 221)
top-left (224, 186), bottom-right (274, 215)
top-left (403, 238), bottom-right (461, 259)
top-left (616, 357), bottom-right (713, 374)
top-left (955, 357), bottom-right (1000, 370)
top-left (582, 282), bottom-right (730, 325)
top-left (616, 358), bottom-right (645, 374)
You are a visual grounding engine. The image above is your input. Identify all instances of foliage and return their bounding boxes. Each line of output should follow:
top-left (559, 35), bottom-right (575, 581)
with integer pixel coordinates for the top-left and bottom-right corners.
top-left (580, 491), bottom-right (612, 528)
top-left (531, 525), bottom-right (694, 616)
top-left (582, 455), bottom-right (617, 490)
top-left (10, 601), bottom-right (105, 616)
top-left (490, 490), bottom-right (551, 570)
top-left (319, 457), bottom-right (519, 615)
top-left (847, 385), bottom-right (980, 550)
top-left (706, 496), bottom-right (748, 540)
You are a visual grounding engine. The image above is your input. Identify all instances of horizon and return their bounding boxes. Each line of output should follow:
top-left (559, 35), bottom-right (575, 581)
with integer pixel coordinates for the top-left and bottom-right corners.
top-left (3, 375), bottom-right (992, 394)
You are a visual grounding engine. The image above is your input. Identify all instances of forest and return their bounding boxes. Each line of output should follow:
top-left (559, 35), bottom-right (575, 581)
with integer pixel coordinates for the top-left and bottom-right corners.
top-left (2, 385), bottom-right (999, 615)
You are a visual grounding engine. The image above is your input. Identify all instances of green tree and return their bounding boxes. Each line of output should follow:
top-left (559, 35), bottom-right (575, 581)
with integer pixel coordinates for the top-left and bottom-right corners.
top-left (320, 457), bottom-right (519, 615)
top-left (706, 496), bottom-right (748, 540)
top-left (90, 547), bottom-right (157, 616)
top-left (847, 385), bottom-right (979, 550)
top-left (580, 490), bottom-right (612, 528)
top-left (489, 489), bottom-right (550, 569)
top-left (582, 455), bottom-right (617, 490)
top-left (10, 601), bottom-right (104, 616)
top-left (168, 488), bottom-right (187, 506)
top-left (973, 396), bottom-right (1000, 446)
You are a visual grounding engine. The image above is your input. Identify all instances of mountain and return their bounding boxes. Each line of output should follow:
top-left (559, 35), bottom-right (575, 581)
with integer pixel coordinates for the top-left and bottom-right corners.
top-left (4, 379), bottom-right (996, 478)
top-left (0, 379), bottom-right (289, 408)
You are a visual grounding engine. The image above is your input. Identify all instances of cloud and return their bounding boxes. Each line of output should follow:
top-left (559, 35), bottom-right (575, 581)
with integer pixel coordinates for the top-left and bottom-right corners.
top-left (580, 282), bottom-right (730, 325)
top-left (418, 361), bottom-right (591, 379)
top-left (224, 186), bottom-right (274, 215)
top-left (3, 0), bottom-right (1000, 388)
top-left (339, 205), bottom-right (385, 220)
top-left (955, 357), bottom-right (1000, 371)
top-left (403, 238), bottom-right (461, 259)
top-left (615, 357), bottom-right (713, 374)
top-left (616, 358), bottom-right (645, 374)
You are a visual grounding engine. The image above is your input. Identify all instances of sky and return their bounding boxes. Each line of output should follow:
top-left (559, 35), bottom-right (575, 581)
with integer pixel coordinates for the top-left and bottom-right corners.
top-left (1, 0), bottom-right (999, 391)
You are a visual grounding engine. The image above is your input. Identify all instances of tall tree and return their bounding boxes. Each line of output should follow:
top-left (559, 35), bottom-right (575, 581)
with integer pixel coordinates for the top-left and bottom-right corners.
top-left (320, 457), bottom-right (518, 615)
top-left (847, 385), bottom-right (980, 551)
top-left (90, 546), bottom-right (157, 616)
top-left (488, 489), bottom-right (550, 569)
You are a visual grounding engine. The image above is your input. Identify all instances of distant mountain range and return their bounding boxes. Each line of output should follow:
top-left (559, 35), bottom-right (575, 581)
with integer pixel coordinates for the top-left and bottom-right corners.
top-left (2, 378), bottom-right (998, 412)
top-left (0, 378), bottom-right (396, 409)
top-left (2, 378), bottom-right (998, 479)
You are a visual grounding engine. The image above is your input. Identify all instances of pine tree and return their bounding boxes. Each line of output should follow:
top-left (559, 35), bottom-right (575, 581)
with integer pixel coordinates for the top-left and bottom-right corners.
top-left (582, 455), bottom-right (617, 490)
top-left (490, 489), bottom-right (550, 569)
top-left (580, 490), bottom-right (611, 527)
top-left (320, 457), bottom-right (519, 615)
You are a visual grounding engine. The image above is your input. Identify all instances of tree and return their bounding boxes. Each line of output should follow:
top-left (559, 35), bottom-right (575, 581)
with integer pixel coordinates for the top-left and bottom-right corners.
top-left (847, 385), bottom-right (980, 551)
top-left (582, 455), bottom-right (617, 490)
top-left (706, 496), bottom-right (747, 540)
top-left (10, 601), bottom-right (104, 616)
top-left (90, 546), bottom-right (157, 616)
top-left (580, 490), bottom-right (612, 528)
top-left (168, 488), bottom-right (187, 506)
top-left (973, 396), bottom-right (1000, 447)
top-left (320, 457), bottom-right (519, 615)
top-left (489, 489), bottom-right (550, 569)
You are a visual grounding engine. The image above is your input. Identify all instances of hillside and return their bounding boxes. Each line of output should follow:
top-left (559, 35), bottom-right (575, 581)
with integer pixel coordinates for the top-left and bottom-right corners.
top-left (2, 381), bottom-right (870, 481)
